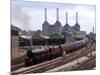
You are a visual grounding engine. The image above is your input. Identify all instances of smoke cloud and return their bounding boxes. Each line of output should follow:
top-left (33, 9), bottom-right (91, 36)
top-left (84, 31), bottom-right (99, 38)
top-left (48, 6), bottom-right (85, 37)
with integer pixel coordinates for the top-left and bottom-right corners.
top-left (11, 5), bottom-right (30, 31)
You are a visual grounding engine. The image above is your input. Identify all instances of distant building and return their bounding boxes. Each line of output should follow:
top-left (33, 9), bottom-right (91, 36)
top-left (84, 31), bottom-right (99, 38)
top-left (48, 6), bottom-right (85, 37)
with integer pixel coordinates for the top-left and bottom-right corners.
top-left (63, 12), bottom-right (70, 31)
top-left (73, 23), bottom-right (80, 31)
top-left (63, 12), bottom-right (80, 32)
top-left (73, 12), bottom-right (80, 31)
top-left (42, 8), bottom-right (50, 33)
top-left (42, 9), bottom-right (81, 34)
top-left (42, 21), bottom-right (50, 33)
top-left (11, 25), bottom-right (21, 58)
top-left (42, 8), bottom-right (62, 34)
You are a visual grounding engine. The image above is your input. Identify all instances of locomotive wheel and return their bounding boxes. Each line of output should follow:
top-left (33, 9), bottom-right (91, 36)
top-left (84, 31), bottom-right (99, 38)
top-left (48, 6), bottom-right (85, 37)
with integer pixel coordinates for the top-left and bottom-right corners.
top-left (24, 58), bottom-right (33, 67)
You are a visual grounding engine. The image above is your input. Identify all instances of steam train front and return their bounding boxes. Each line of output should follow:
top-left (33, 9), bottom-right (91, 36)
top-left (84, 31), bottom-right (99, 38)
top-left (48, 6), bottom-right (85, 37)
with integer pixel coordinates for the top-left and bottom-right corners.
top-left (25, 49), bottom-right (34, 66)
top-left (24, 47), bottom-right (48, 66)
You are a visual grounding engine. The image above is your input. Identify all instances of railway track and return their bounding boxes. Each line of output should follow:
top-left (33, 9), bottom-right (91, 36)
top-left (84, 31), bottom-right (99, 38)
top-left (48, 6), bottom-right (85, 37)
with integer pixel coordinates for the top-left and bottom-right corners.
top-left (11, 42), bottom-right (95, 74)
top-left (11, 55), bottom-right (25, 71)
top-left (46, 53), bottom-right (95, 72)
top-left (11, 63), bottom-right (24, 71)
top-left (70, 55), bottom-right (96, 71)
top-left (75, 57), bottom-right (96, 70)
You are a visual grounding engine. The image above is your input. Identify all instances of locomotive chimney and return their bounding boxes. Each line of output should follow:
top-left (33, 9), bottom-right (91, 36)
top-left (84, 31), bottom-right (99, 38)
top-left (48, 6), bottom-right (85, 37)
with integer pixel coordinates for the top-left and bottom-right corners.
top-left (44, 8), bottom-right (47, 21)
top-left (57, 8), bottom-right (59, 21)
top-left (76, 12), bottom-right (78, 23)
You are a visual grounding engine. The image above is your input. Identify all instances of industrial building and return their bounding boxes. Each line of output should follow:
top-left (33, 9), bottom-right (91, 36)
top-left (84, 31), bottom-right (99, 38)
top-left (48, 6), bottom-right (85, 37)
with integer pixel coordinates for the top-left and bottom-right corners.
top-left (42, 8), bottom-right (80, 34)
top-left (42, 8), bottom-right (62, 34)
top-left (73, 12), bottom-right (80, 31)
top-left (11, 25), bottom-right (21, 58)
top-left (63, 12), bottom-right (80, 32)
top-left (63, 12), bottom-right (70, 31)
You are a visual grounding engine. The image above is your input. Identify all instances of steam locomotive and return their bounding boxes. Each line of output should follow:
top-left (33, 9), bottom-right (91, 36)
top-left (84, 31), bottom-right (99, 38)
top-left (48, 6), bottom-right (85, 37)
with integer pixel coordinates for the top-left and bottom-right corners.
top-left (24, 37), bottom-right (88, 66)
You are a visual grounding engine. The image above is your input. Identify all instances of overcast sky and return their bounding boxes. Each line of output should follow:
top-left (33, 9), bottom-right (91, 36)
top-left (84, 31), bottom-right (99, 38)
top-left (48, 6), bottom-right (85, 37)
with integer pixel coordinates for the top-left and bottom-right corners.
top-left (11, 0), bottom-right (96, 33)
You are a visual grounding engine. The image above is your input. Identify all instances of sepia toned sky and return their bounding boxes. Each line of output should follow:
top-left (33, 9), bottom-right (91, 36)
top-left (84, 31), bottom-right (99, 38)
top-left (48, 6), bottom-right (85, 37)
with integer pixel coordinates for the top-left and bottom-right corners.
top-left (11, 0), bottom-right (96, 33)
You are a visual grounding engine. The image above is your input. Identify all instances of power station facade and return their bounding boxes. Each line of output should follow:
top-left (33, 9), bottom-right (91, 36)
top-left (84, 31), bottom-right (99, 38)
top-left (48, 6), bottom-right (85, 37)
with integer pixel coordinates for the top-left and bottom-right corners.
top-left (62, 12), bottom-right (70, 31)
top-left (42, 8), bottom-right (80, 34)
top-left (42, 8), bottom-right (62, 34)
top-left (73, 12), bottom-right (80, 31)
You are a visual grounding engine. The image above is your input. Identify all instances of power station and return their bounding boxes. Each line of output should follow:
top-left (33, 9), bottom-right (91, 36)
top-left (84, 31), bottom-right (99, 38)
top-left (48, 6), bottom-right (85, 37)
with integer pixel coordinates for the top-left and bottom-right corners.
top-left (73, 12), bottom-right (80, 31)
top-left (42, 8), bottom-right (62, 34)
top-left (42, 8), bottom-right (80, 34)
top-left (63, 12), bottom-right (70, 31)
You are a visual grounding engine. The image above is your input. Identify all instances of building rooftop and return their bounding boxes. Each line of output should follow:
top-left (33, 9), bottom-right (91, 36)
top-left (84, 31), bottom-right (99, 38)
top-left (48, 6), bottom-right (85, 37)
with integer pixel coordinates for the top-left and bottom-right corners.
top-left (11, 25), bottom-right (21, 31)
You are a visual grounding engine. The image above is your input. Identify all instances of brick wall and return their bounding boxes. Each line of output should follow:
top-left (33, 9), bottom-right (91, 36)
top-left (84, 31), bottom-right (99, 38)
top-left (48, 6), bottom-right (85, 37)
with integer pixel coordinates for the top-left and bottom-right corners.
top-left (11, 36), bottom-right (19, 58)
